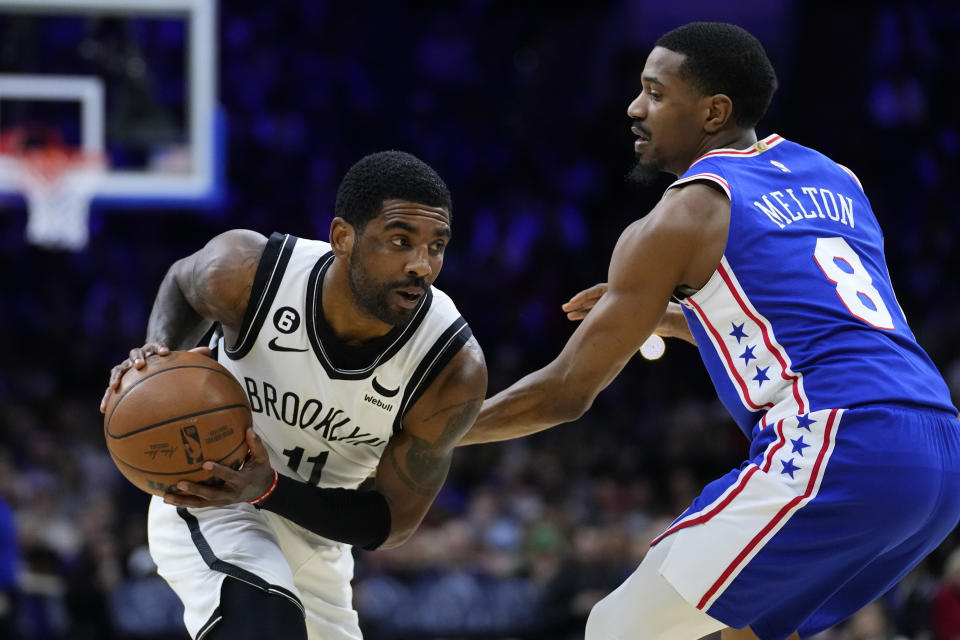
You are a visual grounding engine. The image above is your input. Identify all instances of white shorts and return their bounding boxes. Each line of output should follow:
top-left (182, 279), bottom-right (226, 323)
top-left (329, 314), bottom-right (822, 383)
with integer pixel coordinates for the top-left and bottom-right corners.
top-left (148, 496), bottom-right (362, 640)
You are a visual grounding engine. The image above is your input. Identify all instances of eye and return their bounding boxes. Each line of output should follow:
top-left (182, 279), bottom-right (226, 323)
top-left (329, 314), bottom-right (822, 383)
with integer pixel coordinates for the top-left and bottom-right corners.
top-left (391, 236), bottom-right (410, 247)
top-left (647, 88), bottom-right (661, 101)
top-left (430, 241), bottom-right (446, 254)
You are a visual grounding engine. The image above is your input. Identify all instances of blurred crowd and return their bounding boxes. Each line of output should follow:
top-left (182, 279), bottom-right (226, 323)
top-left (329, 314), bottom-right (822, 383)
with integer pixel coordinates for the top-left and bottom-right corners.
top-left (1, 1), bottom-right (959, 638)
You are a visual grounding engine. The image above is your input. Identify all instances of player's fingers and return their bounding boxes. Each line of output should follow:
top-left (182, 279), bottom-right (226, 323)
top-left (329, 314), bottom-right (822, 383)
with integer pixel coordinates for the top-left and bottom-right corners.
top-left (560, 282), bottom-right (608, 312)
top-left (162, 490), bottom-right (208, 507)
top-left (562, 298), bottom-right (600, 320)
top-left (201, 460), bottom-right (243, 486)
top-left (172, 479), bottom-right (225, 501)
top-left (195, 457), bottom-right (272, 505)
top-left (129, 347), bottom-right (148, 368)
top-left (560, 294), bottom-right (593, 312)
top-left (110, 343), bottom-right (169, 394)
top-left (100, 388), bottom-right (112, 414)
top-left (108, 362), bottom-right (128, 390)
top-left (561, 301), bottom-right (595, 314)
top-left (189, 346), bottom-right (212, 357)
top-left (129, 342), bottom-right (166, 367)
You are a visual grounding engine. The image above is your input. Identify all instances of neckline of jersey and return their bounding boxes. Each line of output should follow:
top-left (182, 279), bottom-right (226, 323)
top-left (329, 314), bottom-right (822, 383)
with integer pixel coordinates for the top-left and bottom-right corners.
top-left (688, 133), bottom-right (785, 170)
top-left (307, 251), bottom-right (432, 374)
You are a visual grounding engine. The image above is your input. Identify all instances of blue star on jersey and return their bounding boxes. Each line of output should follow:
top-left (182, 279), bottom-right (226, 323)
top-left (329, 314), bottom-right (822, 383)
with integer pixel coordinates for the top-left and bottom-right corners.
top-left (730, 322), bottom-right (748, 343)
top-left (780, 458), bottom-right (800, 478)
top-left (796, 414), bottom-right (816, 431)
top-left (754, 366), bottom-right (770, 387)
top-left (740, 345), bottom-right (757, 366)
top-left (790, 436), bottom-right (810, 456)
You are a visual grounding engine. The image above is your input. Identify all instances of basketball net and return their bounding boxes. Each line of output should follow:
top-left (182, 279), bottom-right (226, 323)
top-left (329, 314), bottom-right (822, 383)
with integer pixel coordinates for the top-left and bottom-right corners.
top-left (0, 128), bottom-right (106, 251)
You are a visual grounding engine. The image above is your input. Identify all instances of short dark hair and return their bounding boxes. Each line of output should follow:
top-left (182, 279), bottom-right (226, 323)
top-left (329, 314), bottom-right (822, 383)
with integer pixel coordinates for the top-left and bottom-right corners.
top-left (334, 150), bottom-right (452, 231)
top-left (656, 22), bottom-right (778, 128)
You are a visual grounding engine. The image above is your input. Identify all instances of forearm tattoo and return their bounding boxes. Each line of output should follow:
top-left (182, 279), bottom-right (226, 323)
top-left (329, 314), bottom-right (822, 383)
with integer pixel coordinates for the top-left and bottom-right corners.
top-left (389, 397), bottom-right (482, 496)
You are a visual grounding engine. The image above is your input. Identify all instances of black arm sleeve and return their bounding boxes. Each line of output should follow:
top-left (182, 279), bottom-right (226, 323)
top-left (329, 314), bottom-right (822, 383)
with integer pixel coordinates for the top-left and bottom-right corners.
top-left (257, 474), bottom-right (391, 550)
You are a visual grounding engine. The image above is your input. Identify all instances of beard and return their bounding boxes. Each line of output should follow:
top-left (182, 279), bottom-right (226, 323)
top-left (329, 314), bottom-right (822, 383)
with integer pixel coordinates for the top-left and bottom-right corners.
top-left (627, 156), bottom-right (665, 186)
top-left (348, 254), bottom-right (425, 326)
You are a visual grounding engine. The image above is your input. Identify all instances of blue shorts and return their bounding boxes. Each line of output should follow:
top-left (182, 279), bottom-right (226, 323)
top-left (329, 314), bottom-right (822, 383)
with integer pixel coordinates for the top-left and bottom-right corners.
top-left (651, 405), bottom-right (960, 640)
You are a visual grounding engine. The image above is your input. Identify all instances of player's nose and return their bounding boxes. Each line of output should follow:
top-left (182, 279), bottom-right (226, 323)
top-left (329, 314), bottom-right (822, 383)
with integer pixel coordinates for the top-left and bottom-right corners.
top-left (405, 247), bottom-right (432, 278)
top-left (627, 93), bottom-right (646, 119)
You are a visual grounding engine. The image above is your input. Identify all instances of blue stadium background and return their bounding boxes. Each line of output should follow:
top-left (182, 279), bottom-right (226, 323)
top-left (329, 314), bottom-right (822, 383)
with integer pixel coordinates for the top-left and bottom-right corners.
top-left (1, 1), bottom-right (959, 638)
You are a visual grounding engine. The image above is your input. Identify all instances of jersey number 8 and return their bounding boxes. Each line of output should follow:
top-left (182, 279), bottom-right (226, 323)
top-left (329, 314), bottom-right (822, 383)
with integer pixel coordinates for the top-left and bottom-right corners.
top-left (813, 236), bottom-right (895, 330)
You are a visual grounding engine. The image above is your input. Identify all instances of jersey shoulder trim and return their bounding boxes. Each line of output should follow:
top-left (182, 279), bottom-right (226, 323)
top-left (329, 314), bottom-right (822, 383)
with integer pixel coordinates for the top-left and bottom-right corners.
top-left (392, 316), bottom-right (473, 433)
top-left (668, 172), bottom-right (731, 198)
top-left (836, 163), bottom-right (864, 191)
top-left (226, 232), bottom-right (297, 360)
top-left (305, 253), bottom-right (434, 379)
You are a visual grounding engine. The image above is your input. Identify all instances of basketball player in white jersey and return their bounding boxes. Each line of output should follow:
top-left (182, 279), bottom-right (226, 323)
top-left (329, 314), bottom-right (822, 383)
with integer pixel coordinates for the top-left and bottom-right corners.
top-left (100, 151), bottom-right (487, 640)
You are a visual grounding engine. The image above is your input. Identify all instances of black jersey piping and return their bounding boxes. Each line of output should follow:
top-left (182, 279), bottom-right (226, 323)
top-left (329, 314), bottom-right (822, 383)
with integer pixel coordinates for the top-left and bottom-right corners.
top-left (195, 609), bottom-right (223, 640)
top-left (305, 252), bottom-right (433, 380)
top-left (176, 507), bottom-right (305, 639)
top-left (392, 317), bottom-right (472, 433)
top-left (226, 233), bottom-right (297, 360)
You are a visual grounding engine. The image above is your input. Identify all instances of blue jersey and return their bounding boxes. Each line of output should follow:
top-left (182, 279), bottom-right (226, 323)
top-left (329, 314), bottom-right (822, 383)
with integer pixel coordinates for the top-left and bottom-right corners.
top-left (673, 134), bottom-right (955, 435)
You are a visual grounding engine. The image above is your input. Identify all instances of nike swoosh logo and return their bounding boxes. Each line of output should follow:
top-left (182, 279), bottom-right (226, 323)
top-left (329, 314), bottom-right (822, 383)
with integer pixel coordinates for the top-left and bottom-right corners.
top-left (371, 376), bottom-right (400, 397)
top-left (267, 337), bottom-right (308, 352)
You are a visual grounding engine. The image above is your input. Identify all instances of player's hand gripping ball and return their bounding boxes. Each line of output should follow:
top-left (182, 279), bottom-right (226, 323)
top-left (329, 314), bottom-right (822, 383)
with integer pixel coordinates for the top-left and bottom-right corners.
top-left (103, 350), bottom-right (252, 496)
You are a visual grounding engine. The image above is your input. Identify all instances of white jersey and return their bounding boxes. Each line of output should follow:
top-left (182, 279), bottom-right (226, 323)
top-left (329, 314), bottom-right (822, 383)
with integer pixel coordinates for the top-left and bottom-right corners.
top-left (150, 231), bottom-right (472, 640)
top-left (217, 232), bottom-right (472, 490)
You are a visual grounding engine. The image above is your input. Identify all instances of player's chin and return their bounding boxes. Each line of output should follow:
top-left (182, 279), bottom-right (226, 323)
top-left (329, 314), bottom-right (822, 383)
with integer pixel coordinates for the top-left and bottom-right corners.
top-left (385, 308), bottom-right (415, 327)
top-left (381, 297), bottom-right (419, 324)
top-left (627, 158), bottom-right (662, 186)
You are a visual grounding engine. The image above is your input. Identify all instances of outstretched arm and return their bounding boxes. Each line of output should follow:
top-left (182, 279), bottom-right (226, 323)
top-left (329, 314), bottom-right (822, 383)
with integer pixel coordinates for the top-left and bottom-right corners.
top-left (459, 182), bottom-right (729, 446)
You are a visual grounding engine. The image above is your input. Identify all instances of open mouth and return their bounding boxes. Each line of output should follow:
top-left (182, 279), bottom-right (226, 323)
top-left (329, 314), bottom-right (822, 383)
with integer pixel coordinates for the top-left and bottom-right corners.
top-left (394, 288), bottom-right (424, 308)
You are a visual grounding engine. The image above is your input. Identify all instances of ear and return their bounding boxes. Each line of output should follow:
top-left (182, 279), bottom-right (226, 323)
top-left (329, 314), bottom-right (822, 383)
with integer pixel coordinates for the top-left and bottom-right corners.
top-left (329, 217), bottom-right (356, 258)
top-left (704, 93), bottom-right (734, 133)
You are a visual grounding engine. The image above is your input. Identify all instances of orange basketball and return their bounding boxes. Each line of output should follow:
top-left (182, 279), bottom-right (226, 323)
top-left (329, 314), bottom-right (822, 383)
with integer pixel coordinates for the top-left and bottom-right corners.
top-left (103, 350), bottom-right (251, 497)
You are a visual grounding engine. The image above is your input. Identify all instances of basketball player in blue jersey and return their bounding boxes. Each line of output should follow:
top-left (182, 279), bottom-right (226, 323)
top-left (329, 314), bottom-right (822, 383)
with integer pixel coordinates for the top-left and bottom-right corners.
top-left (459, 22), bottom-right (960, 640)
top-left (100, 151), bottom-right (487, 640)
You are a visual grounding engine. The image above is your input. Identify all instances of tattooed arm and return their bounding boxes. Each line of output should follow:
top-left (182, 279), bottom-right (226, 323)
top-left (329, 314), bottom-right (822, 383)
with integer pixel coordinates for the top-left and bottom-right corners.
top-left (375, 337), bottom-right (487, 548)
top-left (101, 230), bottom-right (266, 411)
top-left (147, 229), bottom-right (265, 348)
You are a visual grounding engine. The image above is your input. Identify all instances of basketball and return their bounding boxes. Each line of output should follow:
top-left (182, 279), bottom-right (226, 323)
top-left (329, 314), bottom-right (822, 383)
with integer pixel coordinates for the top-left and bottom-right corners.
top-left (103, 350), bottom-right (252, 497)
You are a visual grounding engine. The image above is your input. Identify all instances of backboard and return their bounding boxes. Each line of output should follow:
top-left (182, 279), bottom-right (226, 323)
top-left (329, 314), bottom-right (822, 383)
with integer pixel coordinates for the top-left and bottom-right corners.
top-left (0, 0), bottom-right (222, 210)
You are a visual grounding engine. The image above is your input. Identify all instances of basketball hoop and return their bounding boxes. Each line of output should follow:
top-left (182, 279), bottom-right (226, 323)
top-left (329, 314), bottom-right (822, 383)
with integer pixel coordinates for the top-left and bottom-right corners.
top-left (0, 126), bottom-right (106, 251)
